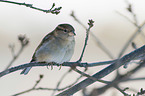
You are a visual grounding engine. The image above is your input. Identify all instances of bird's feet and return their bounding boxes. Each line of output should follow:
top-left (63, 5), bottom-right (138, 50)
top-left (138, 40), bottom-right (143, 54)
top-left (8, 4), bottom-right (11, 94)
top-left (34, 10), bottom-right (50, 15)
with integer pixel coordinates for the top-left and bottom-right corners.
top-left (49, 62), bottom-right (55, 70)
top-left (59, 64), bottom-right (62, 70)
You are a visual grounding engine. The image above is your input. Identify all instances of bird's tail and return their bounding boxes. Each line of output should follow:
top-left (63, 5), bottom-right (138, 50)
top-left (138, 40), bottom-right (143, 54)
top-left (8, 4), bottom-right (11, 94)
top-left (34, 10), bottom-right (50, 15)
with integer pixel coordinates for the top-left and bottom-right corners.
top-left (21, 59), bottom-right (34, 75)
top-left (20, 67), bottom-right (32, 75)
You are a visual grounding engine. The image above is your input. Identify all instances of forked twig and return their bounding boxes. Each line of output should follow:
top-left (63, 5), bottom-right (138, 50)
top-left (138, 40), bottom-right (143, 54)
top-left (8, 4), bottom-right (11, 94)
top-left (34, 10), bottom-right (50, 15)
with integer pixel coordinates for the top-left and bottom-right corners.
top-left (71, 68), bottom-right (130, 96)
top-left (116, 1), bottom-right (145, 58)
top-left (71, 11), bottom-right (114, 59)
top-left (13, 74), bottom-right (44, 96)
top-left (56, 45), bottom-right (145, 96)
top-left (78, 19), bottom-right (94, 62)
top-left (5, 35), bottom-right (29, 70)
top-left (0, 0), bottom-right (62, 15)
top-left (51, 69), bottom-right (72, 95)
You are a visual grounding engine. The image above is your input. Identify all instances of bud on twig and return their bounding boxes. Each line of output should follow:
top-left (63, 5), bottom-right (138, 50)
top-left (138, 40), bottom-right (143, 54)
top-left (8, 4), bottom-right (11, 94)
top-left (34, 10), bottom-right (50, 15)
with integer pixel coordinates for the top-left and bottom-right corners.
top-left (18, 34), bottom-right (29, 47)
top-left (88, 19), bottom-right (94, 28)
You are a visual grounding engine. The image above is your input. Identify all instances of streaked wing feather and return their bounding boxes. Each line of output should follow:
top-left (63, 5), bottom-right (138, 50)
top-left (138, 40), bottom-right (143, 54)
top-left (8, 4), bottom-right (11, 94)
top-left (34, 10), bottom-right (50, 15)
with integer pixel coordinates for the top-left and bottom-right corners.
top-left (31, 31), bottom-right (54, 62)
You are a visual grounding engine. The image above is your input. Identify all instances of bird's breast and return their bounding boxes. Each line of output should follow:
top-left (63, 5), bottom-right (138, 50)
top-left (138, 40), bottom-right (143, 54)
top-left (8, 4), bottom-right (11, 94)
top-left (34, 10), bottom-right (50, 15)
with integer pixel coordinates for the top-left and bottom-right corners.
top-left (35, 37), bottom-right (75, 64)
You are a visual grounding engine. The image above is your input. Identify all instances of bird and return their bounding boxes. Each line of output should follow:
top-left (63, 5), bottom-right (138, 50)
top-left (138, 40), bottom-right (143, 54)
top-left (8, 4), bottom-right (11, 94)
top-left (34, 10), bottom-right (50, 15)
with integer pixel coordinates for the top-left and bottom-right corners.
top-left (21, 24), bottom-right (76, 75)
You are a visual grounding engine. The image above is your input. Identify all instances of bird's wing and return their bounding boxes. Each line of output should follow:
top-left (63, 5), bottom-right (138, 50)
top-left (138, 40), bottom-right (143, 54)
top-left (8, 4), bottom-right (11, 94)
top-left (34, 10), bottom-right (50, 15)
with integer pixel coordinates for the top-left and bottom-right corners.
top-left (31, 32), bottom-right (54, 62)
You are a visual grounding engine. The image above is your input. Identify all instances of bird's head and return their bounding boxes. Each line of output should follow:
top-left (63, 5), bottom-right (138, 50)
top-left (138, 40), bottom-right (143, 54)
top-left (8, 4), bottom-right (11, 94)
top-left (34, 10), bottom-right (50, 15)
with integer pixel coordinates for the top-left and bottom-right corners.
top-left (54, 24), bottom-right (76, 40)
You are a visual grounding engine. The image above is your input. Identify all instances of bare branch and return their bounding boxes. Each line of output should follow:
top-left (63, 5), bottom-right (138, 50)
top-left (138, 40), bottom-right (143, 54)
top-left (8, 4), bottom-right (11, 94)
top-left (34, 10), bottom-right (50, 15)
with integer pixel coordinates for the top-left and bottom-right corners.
top-left (13, 74), bottom-right (44, 96)
top-left (134, 88), bottom-right (145, 96)
top-left (8, 44), bottom-right (15, 57)
top-left (5, 35), bottom-right (29, 70)
top-left (72, 68), bottom-right (132, 96)
top-left (51, 68), bottom-right (88, 95)
top-left (72, 68), bottom-right (109, 84)
top-left (70, 11), bottom-right (114, 59)
top-left (116, 2), bottom-right (145, 58)
top-left (118, 21), bottom-right (145, 58)
top-left (0, 44), bottom-right (145, 78)
top-left (51, 69), bottom-right (72, 95)
top-left (13, 70), bottom-right (84, 96)
top-left (0, 60), bottom-right (113, 78)
top-left (125, 77), bottom-right (145, 81)
top-left (114, 86), bottom-right (130, 96)
top-left (115, 11), bottom-right (135, 25)
top-left (88, 59), bottom-right (145, 96)
top-left (0, 0), bottom-right (62, 15)
top-left (126, 0), bottom-right (138, 26)
top-left (78, 19), bottom-right (94, 62)
top-left (56, 45), bottom-right (145, 96)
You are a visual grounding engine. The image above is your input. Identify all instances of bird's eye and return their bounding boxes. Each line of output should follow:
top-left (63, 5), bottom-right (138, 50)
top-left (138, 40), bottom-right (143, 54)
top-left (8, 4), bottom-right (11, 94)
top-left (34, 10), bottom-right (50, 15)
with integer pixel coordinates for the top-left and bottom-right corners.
top-left (63, 29), bottom-right (68, 32)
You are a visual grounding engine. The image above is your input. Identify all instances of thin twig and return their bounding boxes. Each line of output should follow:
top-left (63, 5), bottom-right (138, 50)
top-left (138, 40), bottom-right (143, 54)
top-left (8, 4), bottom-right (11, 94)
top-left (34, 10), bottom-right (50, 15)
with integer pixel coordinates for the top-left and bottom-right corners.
top-left (88, 59), bottom-right (145, 96)
top-left (116, 1), bottom-right (145, 83)
top-left (125, 0), bottom-right (138, 26)
top-left (116, 2), bottom-right (145, 58)
top-left (123, 77), bottom-right (145, 82)
top-left (118, 21), bottom-right (145, 58)
top-left (0, 0), bottom-right (62, 15)
top-left (6, 46), bottom-right (24, 70)
top-left (127, 1), bottom-right (145, 46)
top-left (115, 86), bottom-right (130, 96)
top-left (13, 74), bottom-right (44, 96)
top-left (33, 75), bottom-right (43, 88)
top-left (14, 84), bottom-right (86, 96)
top-left (70, 11), bottom-right (114, 59)
top-left (72, 68), bottom-right (109, 84)
top-left (8, 44), bottom-right (15, 57)
top-left (51, 69), bottom-right (72, 95)
top-left (56, 45), bottom-right (145, 96)
top-left (72, 68), bottom-right (130, 96)
top-left (135, 88), bottom-right (145, 96)
top-left (78, 19), bottom-right (94, 62)
top-left (51, 68), bottom-right (88, 95)
top-left (115, 11), bottom-right (135, 25)
top-left (5, 35), bottom-right (29, 70)
top-left (14, 70), bottom-right (84, 96)
top-left (116, 11), bottom-right (145, 42)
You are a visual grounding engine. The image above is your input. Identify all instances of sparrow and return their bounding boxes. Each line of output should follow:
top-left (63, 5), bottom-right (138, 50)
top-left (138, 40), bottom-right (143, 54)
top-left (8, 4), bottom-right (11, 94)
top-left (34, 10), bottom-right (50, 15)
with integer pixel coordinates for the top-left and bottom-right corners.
top-left (21, 24), bottom-right (76, 75)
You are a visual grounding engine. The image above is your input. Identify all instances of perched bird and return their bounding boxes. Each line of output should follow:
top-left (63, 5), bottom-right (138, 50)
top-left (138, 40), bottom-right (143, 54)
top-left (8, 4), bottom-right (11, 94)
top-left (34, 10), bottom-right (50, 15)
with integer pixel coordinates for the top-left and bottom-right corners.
top-left (21, 24), bottom-right (76, 75)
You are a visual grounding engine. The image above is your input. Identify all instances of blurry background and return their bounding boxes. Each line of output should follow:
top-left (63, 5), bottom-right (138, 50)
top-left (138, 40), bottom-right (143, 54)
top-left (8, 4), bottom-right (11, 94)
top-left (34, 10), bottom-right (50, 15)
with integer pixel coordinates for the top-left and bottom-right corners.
top-left (0, 0), bottom-right (145, 96)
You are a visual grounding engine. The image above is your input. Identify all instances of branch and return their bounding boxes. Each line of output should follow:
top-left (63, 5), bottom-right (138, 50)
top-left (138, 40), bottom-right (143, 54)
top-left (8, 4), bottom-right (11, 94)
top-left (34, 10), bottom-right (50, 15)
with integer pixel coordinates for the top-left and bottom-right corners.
top-left (13, 74), bottom-right (44, 96)
top-left (5, 35), bottom-right (29, 70)
top-left (88, 59), bottom-right (145, 96)
top-left (72, 68), bottom-right (109, 84)
top-left (117, 2), bottom-right (145, 58)
top-left (118, 21), bottom-right (145, 58)
top-left (115, 11), bottom-right (135, 25)
top-left (14, 70), bottom-right (84, 96)
top-left (51, 69), bottom-right (72, 95)
top-left (70, 11), bottom-right (114, 59)
top-left (126, 0), bottom-right (138, 26)
top-left (56, 45), bottom-right (145, 96)
top-left (0, 0), bottom-right (62, 15)
top-left (1, 44), bottom-right (145, 78)
top-left (0, 44), bottom-right (145, 78)
top-left (124, 77), bottom-right (145, 81)
top-left (78, 19), bottom-right (94, 62)
top-left (0, 60), bottom-right (114, 78)
top-left (71, 68), bottom-right (133, 96)
top-left (134, 88), bottom-right (145, 96)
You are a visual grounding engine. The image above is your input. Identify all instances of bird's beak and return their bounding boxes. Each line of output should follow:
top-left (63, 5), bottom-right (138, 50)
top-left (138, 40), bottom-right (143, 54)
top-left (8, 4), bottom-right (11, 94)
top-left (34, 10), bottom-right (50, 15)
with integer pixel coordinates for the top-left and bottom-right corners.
top-left (69, 31), bottom-right (76, 36)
